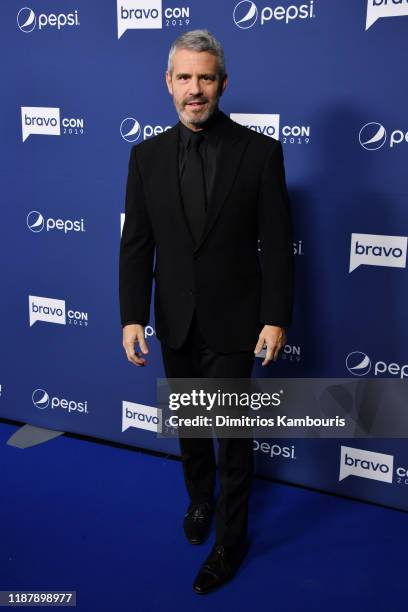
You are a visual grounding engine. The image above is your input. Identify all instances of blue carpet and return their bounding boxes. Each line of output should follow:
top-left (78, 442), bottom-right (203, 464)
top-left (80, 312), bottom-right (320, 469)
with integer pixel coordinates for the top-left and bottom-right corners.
top-left (0, 421), bottom-right (405, 611)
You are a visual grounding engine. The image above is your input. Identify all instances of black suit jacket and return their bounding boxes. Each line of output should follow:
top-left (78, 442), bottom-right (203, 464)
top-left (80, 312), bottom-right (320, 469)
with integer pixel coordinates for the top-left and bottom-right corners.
top-left (119, 110), bottom-right (294, 352)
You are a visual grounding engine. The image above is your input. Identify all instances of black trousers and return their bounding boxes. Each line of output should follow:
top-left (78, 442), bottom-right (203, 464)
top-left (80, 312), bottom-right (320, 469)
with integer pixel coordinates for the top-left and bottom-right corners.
top-left (160, 311), bottom-right (255, 548)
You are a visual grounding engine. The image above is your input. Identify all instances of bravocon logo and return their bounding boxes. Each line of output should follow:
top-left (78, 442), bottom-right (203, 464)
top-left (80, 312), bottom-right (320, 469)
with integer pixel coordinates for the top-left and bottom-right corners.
top-left (230, 113), bottom-right (310, 144)
top-left (120, 117), bottom-right (172, 142)
top-left (346, 351), bottom-right (408, 378)
top-left (339, 446), bottom-right (394, 483)
top-left (117, 0), bottom-right (191, 38)
top-left (256, 343), bottom-right (302, 362)
top-left (233, 0), bottom-right (315, 28)
top-left (122, 400), bottom-right (160, 432)
top-left (349, 233), bottom-right (407, 273)
top-left (32, 388), bottom-right (88, 414)
top-left (17, 7), bottom-right (80, 33)
top-left (366, 0), bottom-right (408, 30)
top-left (29, 295), bottom-right (88, 328)
top-left (359, 122), bottom-right (408, 150)
top-left (27, 211), bottom-right (86, 234)
top-left (21, 107), bottom-right (84, 142)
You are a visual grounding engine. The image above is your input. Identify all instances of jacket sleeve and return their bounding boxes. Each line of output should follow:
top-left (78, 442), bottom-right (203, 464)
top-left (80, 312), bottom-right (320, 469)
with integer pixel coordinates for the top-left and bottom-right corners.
top-left (257, 139), bottom-right (294, 328)
top-left (119, 145), bottom-right (155, 327)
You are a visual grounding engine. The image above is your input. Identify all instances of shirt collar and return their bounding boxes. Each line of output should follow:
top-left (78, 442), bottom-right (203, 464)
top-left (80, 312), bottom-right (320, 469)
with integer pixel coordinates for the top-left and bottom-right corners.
top-left (178, 107), bottom-right (222, 148)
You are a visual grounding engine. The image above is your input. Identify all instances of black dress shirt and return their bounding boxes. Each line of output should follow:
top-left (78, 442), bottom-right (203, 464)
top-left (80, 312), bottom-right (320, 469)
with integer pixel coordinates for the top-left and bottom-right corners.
top-left (178, 111), bottom-right (220, 205)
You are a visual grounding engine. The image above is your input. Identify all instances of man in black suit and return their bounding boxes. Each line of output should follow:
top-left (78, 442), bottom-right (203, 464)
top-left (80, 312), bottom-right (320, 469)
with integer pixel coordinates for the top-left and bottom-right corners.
top-left (119, 29), bottom-right (294, 594)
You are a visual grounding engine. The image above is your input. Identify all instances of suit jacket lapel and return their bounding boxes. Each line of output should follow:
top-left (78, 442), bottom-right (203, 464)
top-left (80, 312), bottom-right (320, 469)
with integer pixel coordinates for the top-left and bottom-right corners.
top-left (154, 124), bottom-right (196, 248)
top-left (194, 113), bottom-right (250, 253)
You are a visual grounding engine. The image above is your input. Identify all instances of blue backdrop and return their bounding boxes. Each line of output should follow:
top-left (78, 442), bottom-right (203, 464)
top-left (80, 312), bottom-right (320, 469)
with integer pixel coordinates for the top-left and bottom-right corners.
top-left (1, 0), bottom-right (408, 511)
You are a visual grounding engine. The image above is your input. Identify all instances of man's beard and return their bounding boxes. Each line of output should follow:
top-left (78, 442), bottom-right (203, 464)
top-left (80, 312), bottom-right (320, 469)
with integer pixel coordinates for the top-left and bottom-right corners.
top-left (175, 95), bottom-right (219, 127)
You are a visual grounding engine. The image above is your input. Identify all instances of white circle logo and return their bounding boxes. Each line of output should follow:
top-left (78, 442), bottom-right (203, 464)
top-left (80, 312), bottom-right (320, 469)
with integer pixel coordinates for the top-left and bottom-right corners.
top-left (17, 7), bottom-right (36, 33)
top-left (346, 352), bottom-right (372, 376)
top-left (32, 388), bottom-right (50, 409)
top-left (233, 1), bottom-right (258, 29)
top-left (359, 122), bottom-right (387, 150)
top-left (27, 210), bottom-right (45, 232)
top-left (120, 118), bottom-right (141, 142)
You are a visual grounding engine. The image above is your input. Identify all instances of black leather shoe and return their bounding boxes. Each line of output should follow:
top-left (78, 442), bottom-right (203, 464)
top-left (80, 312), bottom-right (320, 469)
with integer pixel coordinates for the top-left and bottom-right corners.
top-left (183, 502), bottom-right (214, 545)
top-left (193, 539), bottom-right (249, 594)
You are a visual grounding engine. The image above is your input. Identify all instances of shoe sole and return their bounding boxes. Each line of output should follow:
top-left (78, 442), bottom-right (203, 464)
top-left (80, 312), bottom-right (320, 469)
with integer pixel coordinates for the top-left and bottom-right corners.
top-left (193, 572), bottom-right (235, 595)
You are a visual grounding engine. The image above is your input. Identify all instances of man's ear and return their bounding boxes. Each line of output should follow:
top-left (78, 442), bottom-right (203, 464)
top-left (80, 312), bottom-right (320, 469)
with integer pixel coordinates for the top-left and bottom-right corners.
top-left (219, 74), bottom-right (228, 97)
top-left (165, 70), bottom-right (173, 95)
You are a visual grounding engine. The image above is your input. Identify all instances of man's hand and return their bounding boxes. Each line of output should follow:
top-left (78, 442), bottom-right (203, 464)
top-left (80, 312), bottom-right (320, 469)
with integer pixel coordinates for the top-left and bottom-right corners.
top-left (254, 325), bottom-right (286, 366)
top-left (122, 324), bottom-right (149, 366)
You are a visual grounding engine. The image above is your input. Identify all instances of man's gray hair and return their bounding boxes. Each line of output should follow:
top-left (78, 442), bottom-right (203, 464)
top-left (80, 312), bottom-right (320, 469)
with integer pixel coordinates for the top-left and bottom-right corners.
top-left (167, 29), bottom-right (226, 78)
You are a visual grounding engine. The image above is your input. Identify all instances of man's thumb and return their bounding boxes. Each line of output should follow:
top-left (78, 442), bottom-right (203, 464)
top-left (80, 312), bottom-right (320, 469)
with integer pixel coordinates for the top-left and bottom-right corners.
top-left (254, 337), bottom-right (264, 354)
top-left (138, 334), bottom-right (149, 354)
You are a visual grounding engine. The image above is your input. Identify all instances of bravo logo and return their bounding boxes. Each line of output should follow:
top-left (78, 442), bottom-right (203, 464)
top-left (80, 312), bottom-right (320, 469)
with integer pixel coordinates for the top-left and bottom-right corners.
top-left (29, 295), bottom-right (89, 328)
top-left (32, 388), bottom-right (88, 414)
top-left (366, 0), bottom-right (408, 30)
top-left (27, 211), bottom-right (86, 234)
top-left (231, 113), bottom-right (279, 137)
top-left (122, 400), bottom-right (160, 433)
top-left (349, 233), bottom-right (407, 272)
top-left (233, 0), bottom-right (315, 29)
top-left (346, 351), bottom-right (408, 379)
top-left (120, 117), bottom-right (172, 142)
top-left (17, 7), bottom-right (80, 33)
top-left (21, 107), bottom-right (84, 142)
top-left (117, 0), bottom-right (162, 37)
top-left (339, 446), bottom-right (394, 483)
top-left (230, 113), bottom-right (311, 144)
top-left (359, 122), bottom-right (408, 149)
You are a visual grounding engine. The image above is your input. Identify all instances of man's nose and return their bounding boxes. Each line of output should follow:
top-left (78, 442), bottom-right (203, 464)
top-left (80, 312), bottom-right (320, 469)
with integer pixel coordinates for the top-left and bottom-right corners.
top-left (188, 76), bottom-right (203, 96)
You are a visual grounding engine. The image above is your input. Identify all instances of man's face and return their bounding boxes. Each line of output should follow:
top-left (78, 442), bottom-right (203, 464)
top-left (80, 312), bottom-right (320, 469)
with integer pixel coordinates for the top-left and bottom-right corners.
top-left (166, 48), bottom-right (227, 129)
